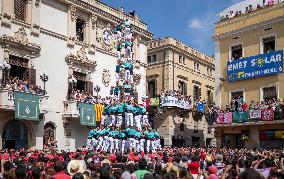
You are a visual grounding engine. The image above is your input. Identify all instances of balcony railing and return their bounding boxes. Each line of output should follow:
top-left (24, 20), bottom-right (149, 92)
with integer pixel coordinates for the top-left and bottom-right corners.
top-left (0, 89), bottom-right (48, 114)
top-left (62, 100), bottom-right (79, 118)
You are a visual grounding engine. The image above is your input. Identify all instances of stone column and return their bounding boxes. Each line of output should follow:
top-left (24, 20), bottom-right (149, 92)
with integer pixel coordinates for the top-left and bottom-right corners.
top-left (164, 50), bottom-right (173, 91)
top-left (26, 0), bottom-right (33, 24)
top-left (31, 0), bottom-right (41, 36)
top-left (67, 4), bottom-right (76, 47)
top-left (1, 0), bottom-right (14, 27)
top-left (88, 14), bottom-right (97, 53)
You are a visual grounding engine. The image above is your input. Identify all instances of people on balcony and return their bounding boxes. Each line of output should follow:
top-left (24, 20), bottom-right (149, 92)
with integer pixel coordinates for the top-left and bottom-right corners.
top-left (5, 76), bottom-right (44, 95)
top-left (208, 96), bottom-right (284, 125)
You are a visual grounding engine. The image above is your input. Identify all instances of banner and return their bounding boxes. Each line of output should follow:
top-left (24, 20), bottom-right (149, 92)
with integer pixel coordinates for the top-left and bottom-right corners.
top-left (217, 112), bottom-right (232, 124)
top-left (233, 112), bottom-right (249, 123)
top-left (160, 96), bottom-right (191, 110)
top-left (227, 50), bottom-right (283, 82)
top-left (249, 109), bottom-right (261, 119)
top-left (14, 92), bottom-right (39, 121)
top-left (95, 104), bottom-right (104, 122)
top-left (79, 103), bottom-right (96, 126)
top-left (259, 130), bottom-right (275, 140)
top-left (149, 98), bottom-right (159, 107)
top-left (275, 130), bottom-right (284, 139)
top-left (261, 108), bottom-right (274, 121)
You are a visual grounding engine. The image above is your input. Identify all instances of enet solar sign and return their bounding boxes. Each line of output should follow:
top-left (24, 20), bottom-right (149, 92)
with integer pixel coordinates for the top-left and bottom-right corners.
top-left (227, 50), bottom-right (283, 82)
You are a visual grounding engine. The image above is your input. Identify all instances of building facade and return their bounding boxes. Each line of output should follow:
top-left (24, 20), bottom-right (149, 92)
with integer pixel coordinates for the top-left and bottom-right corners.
top-left (146, 37), bottom-right (216, 147)
top-left (0, 0), bottom-right (152, 151)
top-left (213, 2), bottom-right (284, 148)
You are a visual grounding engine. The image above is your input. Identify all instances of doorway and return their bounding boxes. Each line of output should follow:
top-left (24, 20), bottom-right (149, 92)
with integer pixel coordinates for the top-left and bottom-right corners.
top-left (43, 122), bottom-right (56, 147)
top-left (2, 120), bottom-right (28, 150)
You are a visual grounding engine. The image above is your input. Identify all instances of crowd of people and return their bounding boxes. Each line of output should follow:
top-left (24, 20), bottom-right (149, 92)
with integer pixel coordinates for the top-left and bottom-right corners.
top-left (207, 97), bottom-right (284, 125)
top-left (5, 76), bottom-right (44, 95)
top-left (1, 147), bottom-right (284, 179)
top-left (219, 0), bottom-right (282, 22)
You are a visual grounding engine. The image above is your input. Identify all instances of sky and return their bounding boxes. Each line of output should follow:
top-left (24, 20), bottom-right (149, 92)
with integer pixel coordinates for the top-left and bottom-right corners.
top-left (102, 0), bottom-right (242, 56)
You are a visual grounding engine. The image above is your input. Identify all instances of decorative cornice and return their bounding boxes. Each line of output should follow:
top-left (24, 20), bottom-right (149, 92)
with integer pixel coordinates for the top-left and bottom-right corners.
top-left (177, 75), bottom-right (188, 81)
top-left (65, 47), bottom-right (97, 70)
top-left (205, 85), bottom-right (214, 90)
top-left (192, 80), bottom-right (202, 85)
top-left (147, 74), bottom-right (159, 79)
top-left (0, 27), bottom-right (41, 53)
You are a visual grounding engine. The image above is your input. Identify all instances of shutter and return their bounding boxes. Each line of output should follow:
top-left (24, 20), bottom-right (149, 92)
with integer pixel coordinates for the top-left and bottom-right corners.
top-left (25, 68), bottom-right (36, 87)
top-left (86, 81), bottom-right (93, 96)
top-left (198, 87), bottom-right (202, 100)
top-left (184, 83), bottom-right (187, 96)
top-left (193, 86), bottom-right (196, 101)
top-left (210, 91), bottom-right (213, 104)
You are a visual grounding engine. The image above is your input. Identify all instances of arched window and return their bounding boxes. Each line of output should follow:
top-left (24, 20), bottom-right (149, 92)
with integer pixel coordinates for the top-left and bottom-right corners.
top-left (43, 122), bottom-right (56, 147)
top-left (14, 0), bottom-right (27, 21)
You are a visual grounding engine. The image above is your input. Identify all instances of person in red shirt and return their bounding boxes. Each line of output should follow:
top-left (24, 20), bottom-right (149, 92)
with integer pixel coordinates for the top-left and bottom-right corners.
top-left (188, 155), bottom-right (200, 175)
top-left (52, 161), bottom-right (70, 179)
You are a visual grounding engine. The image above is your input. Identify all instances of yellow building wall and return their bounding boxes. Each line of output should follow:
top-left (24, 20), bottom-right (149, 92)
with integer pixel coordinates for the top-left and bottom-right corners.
top-left (219, 21), bottom-right (284, 106)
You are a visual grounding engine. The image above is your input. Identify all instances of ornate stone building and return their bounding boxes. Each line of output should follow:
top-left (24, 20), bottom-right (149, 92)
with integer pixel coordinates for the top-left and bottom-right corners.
top-left (0, 0), bottom-right (152, 150)
top-left (146, 37), bottom-right (216, 147)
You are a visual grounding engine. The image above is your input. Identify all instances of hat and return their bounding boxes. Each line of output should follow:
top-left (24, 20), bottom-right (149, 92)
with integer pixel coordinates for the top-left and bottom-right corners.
top-left (67, 160), bottom-right (86, 176)
top-left (208, 166), bottom-right (218, 174)
top-left (109, 154), bottom-right (116, 163)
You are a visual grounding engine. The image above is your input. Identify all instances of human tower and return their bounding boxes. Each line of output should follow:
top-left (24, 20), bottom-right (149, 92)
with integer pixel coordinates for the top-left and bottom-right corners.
top-left (86, 18), bottom-right (161, 154)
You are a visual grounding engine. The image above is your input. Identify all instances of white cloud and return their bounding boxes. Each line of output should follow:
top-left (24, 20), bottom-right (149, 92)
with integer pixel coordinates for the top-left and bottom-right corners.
top-left (188, 19), bottom-right (203, 29)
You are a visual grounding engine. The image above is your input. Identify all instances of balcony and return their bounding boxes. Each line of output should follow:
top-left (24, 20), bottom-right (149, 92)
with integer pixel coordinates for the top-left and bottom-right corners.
top-left (62, 100), bottom-right (79, 118)
top-left (0, 89), bottom-right (49, 114)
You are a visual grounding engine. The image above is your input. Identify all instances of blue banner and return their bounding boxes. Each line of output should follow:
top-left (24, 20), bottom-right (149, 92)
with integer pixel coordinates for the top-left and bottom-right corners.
top-left (227, 50), bottom-right (283, 82)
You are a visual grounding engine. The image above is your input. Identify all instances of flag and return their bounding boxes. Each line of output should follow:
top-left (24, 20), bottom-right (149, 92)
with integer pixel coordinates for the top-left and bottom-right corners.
top-left (249, 109), bottom-right (261, 119)
top-left (261, 108), bottom-right (274, 121)
top-left (14, 92), bottom-right (40, 121)
top-left (150, 98), bottom-right (159, 107)
top-left (233, 112), bottom-right (249, 123)
top-left (79, 103), bottom-right (96, 126)
top-left (95, 104), bottom-right (104, 122)
top-left (197, 103), bottom-right (205, 113)
top-left (217, 112), bottom-right (232, 124)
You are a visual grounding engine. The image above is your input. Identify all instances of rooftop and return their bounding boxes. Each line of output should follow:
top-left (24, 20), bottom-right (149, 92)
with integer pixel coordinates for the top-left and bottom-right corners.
top-left (148, 37), bottom-right (215, 65)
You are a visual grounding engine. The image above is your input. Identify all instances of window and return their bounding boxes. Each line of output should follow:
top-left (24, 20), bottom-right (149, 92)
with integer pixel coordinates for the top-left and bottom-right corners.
top-left (197, 63), bottom-right (200, 70)
top-left (263, 86), bottom-right (277, 101)
top-left (73, 71), bottom-right (93, 95)
top-left (207, 90), bottom-right (213, 104)
top-left (178, 81), bottom-right (187, 95)
top-left (180, 122), bottom-right (185, 131)
top-left (194, 62), bottom-right (197, 69)
top-left (147, 55), bottom-right (156, 63)
top-left (76, 18), bottom-right (85, 42)
top-left (207, 68), bottom-right (209, 75)
top-left (152, 54), bottom-right (157, 63)
top-left (210, 69), bottom-right (213, 76)
top-left (14, 0), bottom-right (27, 21)
top-left (193, 85), bottom-right (201, 101)
top-left (263, 36), bottom-right (275, 53)
top-left (183, 57), bottom-right (186, 64)
top-left (231, 44), bottom-right (243, 61)
top-left (179, 55), bottom-right (182, 63)
top-left (147, 56), bottom-right (151, 63)
top-left (148, 80), bottom-right (156, 98)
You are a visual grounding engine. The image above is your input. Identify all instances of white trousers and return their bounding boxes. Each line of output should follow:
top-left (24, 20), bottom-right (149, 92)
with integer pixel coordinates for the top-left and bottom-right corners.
top-left (86, 139), bottom-right (92, 148)
top-left (140, 139), bottom-right (145, 153)
top-left (116, 115), bottom-right (123, 127)
top-left (96, 137), bottom-right (103, 150)
top-left (125, 46), bottom-right (132, 58)
top-left (124, 69), bottom-right (131, 81)
top-left (128, 138), bottom-right (136, 150)
top-left (109, 115), bottom-right (116, 127)
top-left (103, 136), bottom-right (109, 152)
top-left (108, 137), bottom-right (114, 153)
top-left (146, 140), bottom-right (151, 152)
top-left (142, 115), bottom-right (149, 126)
top-left (134, 115), bottom-right (142, 131)
top-left (125, 112), bottom-right (134, 127)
